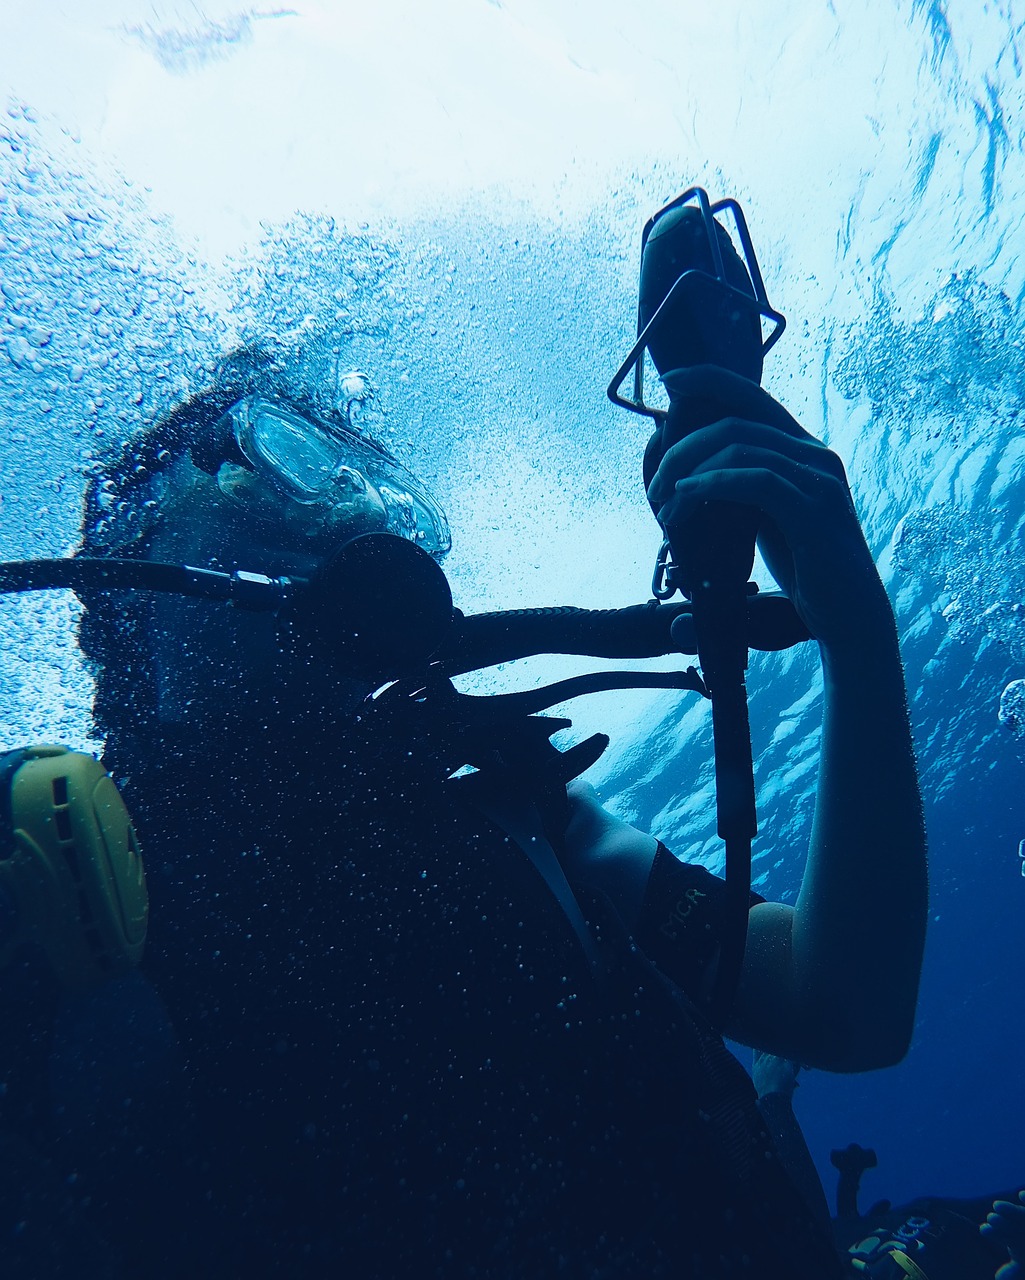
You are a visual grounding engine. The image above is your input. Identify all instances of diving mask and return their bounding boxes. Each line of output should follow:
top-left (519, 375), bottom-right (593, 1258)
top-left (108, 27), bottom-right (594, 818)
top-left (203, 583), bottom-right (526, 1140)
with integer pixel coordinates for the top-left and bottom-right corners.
top-left (202, 393), bottom-right (451, 558)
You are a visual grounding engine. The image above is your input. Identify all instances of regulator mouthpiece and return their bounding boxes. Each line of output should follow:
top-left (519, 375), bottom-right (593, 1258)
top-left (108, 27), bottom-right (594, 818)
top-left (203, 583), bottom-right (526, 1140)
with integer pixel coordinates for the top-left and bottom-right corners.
top-left (278, 533), bottom-right (455, 683)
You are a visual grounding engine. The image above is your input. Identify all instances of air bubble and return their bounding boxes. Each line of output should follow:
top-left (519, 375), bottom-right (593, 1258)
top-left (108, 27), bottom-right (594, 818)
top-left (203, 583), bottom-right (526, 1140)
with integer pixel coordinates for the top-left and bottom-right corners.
top-left (998, 679), bottom-right (1025, 739)
top-left (5, 335), bottom-right (31, 366)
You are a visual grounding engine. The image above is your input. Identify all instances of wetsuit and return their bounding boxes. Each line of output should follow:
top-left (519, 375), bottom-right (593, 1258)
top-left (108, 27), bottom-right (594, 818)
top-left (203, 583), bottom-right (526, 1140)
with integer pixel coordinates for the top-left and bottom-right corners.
top-left (95, 693), bottom-right (842, 1279)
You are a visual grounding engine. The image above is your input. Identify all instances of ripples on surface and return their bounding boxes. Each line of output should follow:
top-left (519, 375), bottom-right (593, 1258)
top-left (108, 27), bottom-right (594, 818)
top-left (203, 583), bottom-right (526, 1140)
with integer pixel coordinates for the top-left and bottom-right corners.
top-left (1, 0), bottom-right (1023, 1205)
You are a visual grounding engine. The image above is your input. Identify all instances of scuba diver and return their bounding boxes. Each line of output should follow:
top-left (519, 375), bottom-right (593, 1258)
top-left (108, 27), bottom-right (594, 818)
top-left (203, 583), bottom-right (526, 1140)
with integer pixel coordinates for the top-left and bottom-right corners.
top-left (1, 191), bottom-right (926, 1278)
top-left (44, 325), bottom-right (926, 1278)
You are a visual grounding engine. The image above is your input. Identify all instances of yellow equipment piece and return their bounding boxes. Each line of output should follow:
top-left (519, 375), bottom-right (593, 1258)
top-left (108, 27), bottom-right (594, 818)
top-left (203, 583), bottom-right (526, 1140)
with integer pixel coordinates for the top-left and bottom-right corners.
top-left (0, 745), bottom-right (148, 990)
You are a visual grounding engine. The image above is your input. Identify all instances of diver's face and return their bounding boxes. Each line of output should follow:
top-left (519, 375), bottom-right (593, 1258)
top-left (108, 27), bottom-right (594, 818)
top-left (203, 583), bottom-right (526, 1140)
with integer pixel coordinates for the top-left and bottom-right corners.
top-left (144, 460), bottom-right (368, 728)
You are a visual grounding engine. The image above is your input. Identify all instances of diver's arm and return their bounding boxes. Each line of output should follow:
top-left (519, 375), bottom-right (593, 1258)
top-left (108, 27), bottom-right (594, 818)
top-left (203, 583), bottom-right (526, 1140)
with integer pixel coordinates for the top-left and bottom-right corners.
top-left (648, 366), bottom-right (928, 1072)
top-left (731, 595), bottom-right (927, 1070)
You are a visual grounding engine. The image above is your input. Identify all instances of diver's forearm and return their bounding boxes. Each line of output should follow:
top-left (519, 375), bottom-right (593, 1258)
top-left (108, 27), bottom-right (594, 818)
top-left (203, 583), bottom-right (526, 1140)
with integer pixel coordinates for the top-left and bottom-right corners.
top-left (793, 609), bottom-right (928, 1067)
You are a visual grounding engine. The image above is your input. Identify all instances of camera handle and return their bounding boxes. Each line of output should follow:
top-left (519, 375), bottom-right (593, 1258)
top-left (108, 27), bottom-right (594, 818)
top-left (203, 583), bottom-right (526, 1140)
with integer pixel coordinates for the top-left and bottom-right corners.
top-left (653, 401), bottom-right (761, 1015)
top-left (607, 186), bottom-right (787, 1016)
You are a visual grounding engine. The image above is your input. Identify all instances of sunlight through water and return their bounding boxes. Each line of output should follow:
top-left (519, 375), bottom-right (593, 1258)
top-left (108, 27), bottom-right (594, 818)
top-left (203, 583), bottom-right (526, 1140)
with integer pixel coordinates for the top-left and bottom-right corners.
top-left (2, 0), bottom-right (1024, 1211)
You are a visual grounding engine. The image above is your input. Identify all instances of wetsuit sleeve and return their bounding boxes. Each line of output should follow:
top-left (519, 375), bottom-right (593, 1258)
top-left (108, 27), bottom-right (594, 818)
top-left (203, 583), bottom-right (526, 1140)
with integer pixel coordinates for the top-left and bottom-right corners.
top-left (631, 842), bottom-right (764, 1005)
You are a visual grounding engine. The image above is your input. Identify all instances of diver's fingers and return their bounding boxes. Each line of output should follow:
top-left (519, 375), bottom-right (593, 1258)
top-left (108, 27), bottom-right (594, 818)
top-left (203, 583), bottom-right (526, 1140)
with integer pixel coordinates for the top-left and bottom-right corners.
top-left (990, 1199), bottom-right (1025, 1218)
top-left (678, 434), bottom-right (846, 491)
top-left (661, 365), bottom-right (817, 443)
top-left (564, 779), bottom-right (602, 822)
top-left (982, 1197), bottom-right (1025, 1249)
top-left (647, 420), bottom-right (847, 514)
top-left (564, 781), bottom-right (622, 848)
top-left (654, 455), bottom-right (849, 539)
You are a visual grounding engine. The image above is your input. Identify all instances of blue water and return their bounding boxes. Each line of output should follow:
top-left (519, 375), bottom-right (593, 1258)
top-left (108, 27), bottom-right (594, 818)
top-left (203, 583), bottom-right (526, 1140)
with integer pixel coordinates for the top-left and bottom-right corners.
top-left (1, 0), bottom-right (1023, 1214)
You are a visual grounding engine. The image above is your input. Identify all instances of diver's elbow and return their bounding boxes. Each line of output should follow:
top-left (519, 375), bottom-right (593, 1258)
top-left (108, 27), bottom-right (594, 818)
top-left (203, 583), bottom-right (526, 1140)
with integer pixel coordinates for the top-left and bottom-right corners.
top-left (820, 1013), bottom-right (915, 1073)
top-left (844, 1033), bottom-right (912, 1073)
top-left (869, 1018), bottom-right (915, 1069)
top-left (858, 984), bottom-right (920, 1069)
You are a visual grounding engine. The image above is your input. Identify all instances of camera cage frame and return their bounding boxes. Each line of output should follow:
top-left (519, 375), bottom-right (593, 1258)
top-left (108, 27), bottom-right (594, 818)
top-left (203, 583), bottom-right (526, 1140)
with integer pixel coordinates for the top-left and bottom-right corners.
top-left (607, 186), bottom-right (786, 421)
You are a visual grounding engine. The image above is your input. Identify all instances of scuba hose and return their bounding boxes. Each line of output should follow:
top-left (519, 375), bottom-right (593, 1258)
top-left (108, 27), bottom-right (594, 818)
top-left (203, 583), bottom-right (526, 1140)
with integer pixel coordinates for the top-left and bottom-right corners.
top-left (0, 537), bottom-right (810, 689)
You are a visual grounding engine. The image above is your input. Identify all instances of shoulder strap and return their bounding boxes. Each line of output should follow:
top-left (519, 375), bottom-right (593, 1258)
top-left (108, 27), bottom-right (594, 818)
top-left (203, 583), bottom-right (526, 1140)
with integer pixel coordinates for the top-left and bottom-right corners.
top-left (455, 770), bottom-right (604, 973)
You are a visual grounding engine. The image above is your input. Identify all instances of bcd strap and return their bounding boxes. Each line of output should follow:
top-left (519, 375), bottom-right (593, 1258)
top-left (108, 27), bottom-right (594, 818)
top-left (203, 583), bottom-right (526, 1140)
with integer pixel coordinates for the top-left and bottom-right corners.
top-left (455, 770), bottom-right (604, 974)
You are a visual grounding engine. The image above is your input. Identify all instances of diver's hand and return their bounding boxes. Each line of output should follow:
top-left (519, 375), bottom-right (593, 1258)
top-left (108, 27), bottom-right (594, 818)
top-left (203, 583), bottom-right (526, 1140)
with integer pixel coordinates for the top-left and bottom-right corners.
top-left (750, 1050), bottom-right (801, 1101)
top-left (561, 781), bottom-right (656, 929)
top-left (982, 1191), bottom-right (1025, 1280)
top-left (646, 365), bottom-right (892, 652)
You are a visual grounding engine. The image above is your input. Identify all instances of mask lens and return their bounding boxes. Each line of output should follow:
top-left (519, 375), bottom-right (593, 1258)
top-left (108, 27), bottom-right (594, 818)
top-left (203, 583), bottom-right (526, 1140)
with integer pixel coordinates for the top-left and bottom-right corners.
top-left (224, 397), bottom-right (451, 558)
top-left (241, 402), bottom-right (343, 501)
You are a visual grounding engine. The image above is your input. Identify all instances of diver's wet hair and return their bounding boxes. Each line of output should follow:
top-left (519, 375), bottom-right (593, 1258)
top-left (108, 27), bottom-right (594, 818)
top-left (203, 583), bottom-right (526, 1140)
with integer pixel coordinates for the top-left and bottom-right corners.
top-left (77, 339), bottom-right (353, 745)
top-left (80, 342), bottom-right (364, 557)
